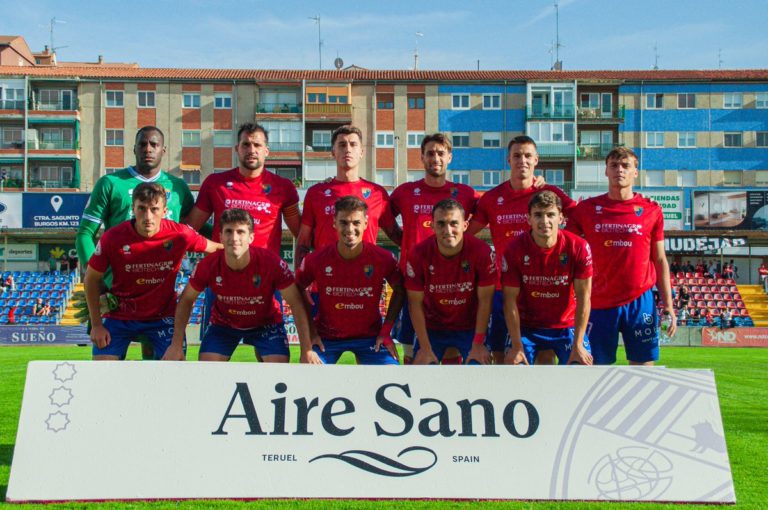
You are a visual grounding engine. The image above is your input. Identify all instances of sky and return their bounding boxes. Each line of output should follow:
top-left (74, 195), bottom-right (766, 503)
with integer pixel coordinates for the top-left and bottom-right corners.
top-left (3, 0), bottom-right (768, 71)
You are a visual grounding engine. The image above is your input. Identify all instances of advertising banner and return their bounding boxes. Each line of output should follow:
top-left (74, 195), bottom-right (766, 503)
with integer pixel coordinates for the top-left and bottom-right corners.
top-left (0, 193), bottom-right (23, 228)
top-left (0, 326), bottom-right (90, 344)
top-left (693, 190), bottom-right (768, 231)
top-left (571, 190), bottom-right (684, 230)
top-left (701, 327), bottom-right (768, 347)
top-left (22, 193), bottom-right (90, 229)
top-left (8, 363), bottom-right (734, 503)
top-left (0, 243), bottom-right (38, 261)
top-left (664, 237), bottom-right (747, 254)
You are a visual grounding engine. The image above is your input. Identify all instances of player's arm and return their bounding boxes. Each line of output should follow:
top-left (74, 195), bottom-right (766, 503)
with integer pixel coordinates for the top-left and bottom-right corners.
top-left (281, 283), bottom-right (321, 364)
top-left (84, 266), bottom-right (110, 349)
top-left (185, 205), bottom-right (212, 233)
top-left (407, 290), bottom-right (437, 365)
top-left (283, 202), bottom-right (301, 238)
top-left (653, 240), bottom-right (677, 337)
top-left (375, 281), bottom-right (405, 361)
top-left (568, 277), bottom-right (593, 365)
top-left (294, 224), bottom-right (314, 273)
top-left (76, 178), bottom-right (111, 269)
top-left (164, 284), bottom-right (201, 361)
top-left (466, 219), bottom-right (486, 236)
top-left (466, 284), bottom-right (494, 365)
top-left (382, 222), bottom-right (403, 247)
top-left (203, 239), bottom-right (224, 254)
top-left (502, 285), bottom-right (527, 365)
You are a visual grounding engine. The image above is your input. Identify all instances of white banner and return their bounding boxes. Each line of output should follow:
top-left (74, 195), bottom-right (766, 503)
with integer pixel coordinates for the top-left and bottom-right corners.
top-left (0, 243), bottom-right (37, 261)
top-left (8, 363), bottom-right (734, 503)
top-left (0, 193), bottom-right (23, 228)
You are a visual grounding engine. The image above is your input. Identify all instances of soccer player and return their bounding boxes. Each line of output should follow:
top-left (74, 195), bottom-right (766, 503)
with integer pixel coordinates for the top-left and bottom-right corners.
top-left (468, 135), bottom-right (573, 364)
top-left (567, 147), bottom-right (676, 365)
top-left (76, 126), bottom-right (195, 359)
top-left (84, 183), bottom-right (221, 360)
top-left (406, 199), bottom-right (496, 365)
top-left (295, 196), bottom-right (404, 365)
top-left (295, 125), bottom-right (401, 271)
top-left (165, 209), bottom-right (312, 363)
top-left (388, 132), bottom-right (479, 364)
top-left (501, 191), bottom-right (593, 365)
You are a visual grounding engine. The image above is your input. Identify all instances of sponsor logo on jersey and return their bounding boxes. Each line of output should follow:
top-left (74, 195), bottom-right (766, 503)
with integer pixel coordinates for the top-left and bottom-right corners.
top-left (253, 274), bottom-right (262, 287)
top-left (136, 277), bottom-right (164, 285)
top-left (363, 264), bottom-right (374, 278)
top-left (335, 302), bottom-right (365, 310)
top-left (524, 274), bottom-right (569, 286)
top-left (604, 239), bottom-right (634, 247)
top-left (439, 297), bottom-right (467, 306)
top-left (496, 213), bottom-right (528, 225)
top-left (219, 295), bottom-right (264, 305)
top-left (531, 291), bottom-right (560, 299)
top-left (362, 188), bottom-right (372, 199)
top-left (595, 223), bottom-right (643, 235)
top-left (412, 204), bottom-right (433, 214)
top-left (422, 220), bottom-right (432, 229)
top-left (429, 282), bottom-right (474, 293)
top-left (326, 287), bottom-right (374, 297)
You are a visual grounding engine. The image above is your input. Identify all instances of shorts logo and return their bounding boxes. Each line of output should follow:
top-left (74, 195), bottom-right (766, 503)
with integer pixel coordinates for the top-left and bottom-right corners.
top-left (163, 240), bottom-right (173, 251)
top-left (252, 274), bottom-right (262, 287)
top-left (325, 266), bottom-right (333, 277)
top-left (162, 317), bottom-right (174, 326)
top-left (363, 264), bottom-right (374, 278)
top-left (406, 262), bottom-right (415, 278)
top-left (362, 188), bottom-right (372, 199)
top-left (226, 181), bottom-right (234, 189)
top-left (642, 313), bottom-right (654, 325)
top-left (559, 253), bottom-right (568, 266)
top-left (634, 206), bottom-right (644, 216)
top-left (450, 187), bottom-right (458, 198)
top-left (262, 184), bottom-right (272, 194)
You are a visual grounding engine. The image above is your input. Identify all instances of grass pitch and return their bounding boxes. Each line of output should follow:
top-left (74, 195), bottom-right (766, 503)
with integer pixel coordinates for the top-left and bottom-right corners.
top-left (0, 344), bottom-right (766, 509)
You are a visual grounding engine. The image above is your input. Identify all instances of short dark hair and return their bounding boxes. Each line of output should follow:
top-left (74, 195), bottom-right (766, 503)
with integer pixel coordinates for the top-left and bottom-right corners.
top-left (421, 133), bottom-right (452, 154)
top-left (236, 122), bottom-right (269, 144)
top-left (132, 182), bottom-right (167, 206)
top-left (331, 125), bottom-right (363, 147)
top-left (220, 208), bottom-right (254, 233)
top-left (606, 146), bottom-right (638, 167)
top-left (432, 198), bottom-right (465, 219)
top-left (334, 195), bottom-right (368, 216)
top-left (507, 135), bottom-right (537, 153)
top-left (528, 190), bottom-right (562, 213)
top-left (135, 126), bottom-right (164, 144)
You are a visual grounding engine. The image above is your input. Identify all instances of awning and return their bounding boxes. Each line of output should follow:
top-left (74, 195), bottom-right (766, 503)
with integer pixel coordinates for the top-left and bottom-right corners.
top-left (179, 164), bottom-right (200, 171)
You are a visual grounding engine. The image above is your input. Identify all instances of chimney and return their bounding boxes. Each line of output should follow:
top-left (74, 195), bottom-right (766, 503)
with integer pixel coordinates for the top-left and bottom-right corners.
top-left (44, 45), bottom-right (49, 54)
top-left (98, 55), bottom-right (104, 65)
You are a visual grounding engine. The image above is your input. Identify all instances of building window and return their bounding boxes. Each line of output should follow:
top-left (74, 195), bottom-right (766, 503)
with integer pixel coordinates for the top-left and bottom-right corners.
top-left (755, 171), bottom-right (768, 185)
top-left (452, 133), bottom-right (469, 148)
top-left (756, 132), bottom-right (768, 148)
top-left (137, 91), bottom-right (155, 108)
top-left (452, 94), bottom-right (470, 110)
top-left (106, 91), bottom-right (123, 107)
top-left (677, 93), bottom-right (696, 109)
top-left (678, 132), bottom-right (696, 148)
top-left (482, 94), bottom-right (501, 110)
top-left (105, 168), bottom-right (119, 175)
top-left (106, 129), bottom-right (124, 146)
top-left (646, 132), bottom-right (664, 148)
top-left (644, 170), bottom-right (665, 187)
top-left (259, 121), bottom-right (302, 151)
top-left (376, 131), bottom-right (395, 148)
top-left (528, 122), bottom-right (575, 143)
top-left (756, 92), bottom-right (768, 109)
top-left (723, 171), bottom-right (742, 186)
top-left (311, 130), bottom-right (332, 151)
top-left (407, 132), bottom-right (424, 148)
top-left (451, 171), bottom-right (470, 185)
top-left (182, 130), bottom-right (201, 147)
top-left (723, 132), bottom-right (743, 147)
top-left (1, 127), bottom-right (23, 148)
top-left (376, 94), bottom-right (394, 110)
top-left (406, 171), bottom-right (421, 182)
top-left (213, 130), bottom-right (233, 147)
top-left (483, 171), bottom-right (501, 187)
top-left (182, 170), bottom-right (201, 185)
top-left (327, 95), bottom-right (347, 104)
top-left (723, 93), bottom-right (743, 109)
top-left (307, 93), bottom-right (326, 103)
top-left (214, 93), bottom-right (232, 109)
top-left (544, 169), bottom-right (565, 185)
top-left (408, 95), bottom-right (425, 109)
top-left (646, 93), bottom-right (663, 109)
top-left (482, 132), bottom-right (501, 148)
top-left (375, 170), bottom-right (395, 187)
top-left (183, 93), bottom-right (201, 108)
top-left (678, 170), bottom-right (697, 187)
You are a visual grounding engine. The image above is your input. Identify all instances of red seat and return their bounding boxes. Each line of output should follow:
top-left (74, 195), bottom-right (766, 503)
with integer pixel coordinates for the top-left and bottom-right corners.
top-left (703, 293), bottom-right (714, 300)
top-left (697, 301), bottom-right (707, 309)
top-left (713, 293), bottom-right (723, 300)
top-left (717, 278), bottom-right (727, 285)
top-left (736, 301), bottom-right (746, 309)
top-left (729, 285), bottom-right (738, 293)
top-left (690, 286), bottom-right (701, 293)
top-left (700, 285), bottom-right (710, 293)
top-left (685, 272), bottom-right (694, 278)
top-left (740, 309), bottom-right (750, 317)
top-left (727, 301), bottom-right (738, 309)
top-left (717, 301), bottom-right (727, 308)
top-left (706, 278), bottom-right (717, 285)
top-left (711, 309), bottom-right (721, 316)
top-left (676, 271), bottom-right (685, 279)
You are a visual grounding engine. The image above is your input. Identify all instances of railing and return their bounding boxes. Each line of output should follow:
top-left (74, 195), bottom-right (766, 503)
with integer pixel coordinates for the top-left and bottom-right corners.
top-left (304, 104), bottom-right (352, 115)
top-left (526, 105), bottom-right (576, 120)
top-left (577, 143), bottom-right (622, 159)
top-left (0, 100), bottom-right (25, 110)
top-left (268, 142), bottom-right (303, 152)
top-left (31, 98), bottom-right (79, 111)
top-left (577, 105), bottom-right (625, 122)
top-left (0, 141), bottom-right (24, 149)
top-left (256, 103), bottom-right (302, 114)
top-left (27, 179), bottom-right (77, 189)
top-left (305, 144), bottom-right (332, 152)
top-left (29, 140), bottom-right (78, 150)
top-left (536, 142), bottom-right (575, 158)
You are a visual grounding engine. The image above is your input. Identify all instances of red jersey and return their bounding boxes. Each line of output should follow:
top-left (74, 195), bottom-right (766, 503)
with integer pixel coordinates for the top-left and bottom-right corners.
top-left (405, 235), bottom-right (497, 331)
top-left (194, 168), bottom-right (299, 254)
top-left (389, 179), bottom-right (479, 271)
top-left (189, 247), bottom-right (293, 329)
top-left (301, 178), bottom-right (395, 250)
top-left (296, 242), bottom-right (401, 340)
top-left (89, 219), bottom-right (209, 320)
top-left (567, 193), bottom-right (664, 309)
top-left (501, 230), bottom-right (592, 329)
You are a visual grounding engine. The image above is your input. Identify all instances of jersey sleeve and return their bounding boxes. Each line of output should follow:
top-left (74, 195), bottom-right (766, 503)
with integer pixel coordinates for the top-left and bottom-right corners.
top-left (564, 202), bottom-right (585, 236)
top-left (574, 239), bottom-right (593, 280)
top-left (188, 255), bottom-right (211, 292)
top-left (300, 187), bottom-right (317, 228)
top-left (476, 242), bottom-right (497, 287)
top-left (178, 179), bottom-right (195, 218)
top-left (472, 194), bottom-right (491, 227)
top-left (404, 252), bottom-right (424, 291)
top-left (377, 188), bottom-right (396, 230)
top-left (382, 250), bottom-right (402, 287)
top-left (194, 174), bottom-right (215, 214)
top-left (77, 177), bottom-right (111, 265)
top-left (388, 186), bottom-right (403, 218)
top-left (651, 204), bottom-right (665, 242)
top-left (182, 224), bottom-right (211, 252)
top-left (551, 185), bottom-right (576, 214)
top-left (270, 251), bottom-right (296, 290)
top-left (87, 230), bottom-right (112, 273)
top-left (295, 253), bottom-right (315, 289)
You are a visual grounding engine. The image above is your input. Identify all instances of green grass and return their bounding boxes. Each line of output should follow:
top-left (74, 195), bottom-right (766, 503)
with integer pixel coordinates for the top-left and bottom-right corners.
top-left (1, 345), bottom-right (766, 509)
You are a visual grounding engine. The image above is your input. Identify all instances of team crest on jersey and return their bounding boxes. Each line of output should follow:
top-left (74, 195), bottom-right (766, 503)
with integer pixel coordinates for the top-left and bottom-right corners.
top-left (252, 274), bottom-right (262, 287)
top-left (461, 260), bottom-right (470, 273)
top-left (226, 181), bottom-right (234, 189)
top-left (362, 188), bottom-right (372, 199)
top-left (634, 206), bottom-right (644, 216)
top-left (262, 184), bottom-right (272, 194)
top-left (451, 187), bottom-right (459, 198)
top-left (164, 188), bottom-right (171, 201)
top-left (325, 265), bottom-right (333, 277)
top-left (163, 240), bottom-right (173, 251)
top-left (414, 187), bottom-right (421, 196)
top-left (363, 264), bottom-right (374, 278)
top-left (121, 245), bottom-right (131, 255)
top-left (559, 253), bottom-right (569, 266)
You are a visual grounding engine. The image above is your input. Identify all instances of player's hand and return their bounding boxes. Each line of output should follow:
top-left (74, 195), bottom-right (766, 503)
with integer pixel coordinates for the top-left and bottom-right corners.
top-left (375, 335), bottom-right (400, 363)
top-left (666, 312), bottom-right (678, 338)
top-left (532, 174), bottom-right (546, 188)
top-left (413, 348), bottom-right (439, 365)
top-left (504, 344), bottom-right (529, 365)
top-left (311, 334), bottom-right (325, 352)
top-left (466, 343), bottom-right (490, 365)
top-left (162, 343), bottom-right (186, 361)
top-left (90, 324), bottom-right (111, 349)
top-left (567, 343), bottom-right (593, 366)
top-left (300, 349), bottom-right (323, 364)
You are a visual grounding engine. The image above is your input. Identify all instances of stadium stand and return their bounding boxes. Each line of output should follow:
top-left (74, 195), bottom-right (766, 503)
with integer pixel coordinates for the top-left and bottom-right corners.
top-left (668, 272), bottom-right (756, 327)
top-left (0, 271), bottom-right (77, 326)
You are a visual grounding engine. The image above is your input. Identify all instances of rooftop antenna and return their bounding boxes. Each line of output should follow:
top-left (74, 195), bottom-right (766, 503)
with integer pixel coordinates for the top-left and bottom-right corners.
top-left (308, 15), bottom-right (322, 69)
top-left (413, 32), bottom-right (424, 70)
top-left (718, 48), bottom-right (724, 69)
top-left (552, 2), bottom-right (563, 70)
top-left (48, 17), bottom-right (68, 54)
top-left (653, 43), bottom-right (660, 70)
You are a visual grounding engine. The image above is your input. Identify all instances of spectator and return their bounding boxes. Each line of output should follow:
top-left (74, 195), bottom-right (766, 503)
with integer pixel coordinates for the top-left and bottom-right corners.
top-left (7, 305), bottom-right (17, 324)
top-left (690, 307), bottom-right (701, 325)
top-left (685, 260), bottom-right (695, 273)
top-left (4, 275), bottom-right (15, 291)
top-left (729, 260), bottom-right (739, 279)
top-left (708, 261), bottom-right (717, 278)
top-left (704, 309), bottom-right (714, 327)
top-left (68, 252), bottom-right (78, 273)
top-left (695, 260), bottom-right (705, 275)
top-left (758, 263), bottom-right (768, 283)
top-left (722, 308), bottom-right (733, 330)
top-left (679, 307), bottom-right (688, 325)
top-left (723, 263), bottom-right (734, 280)
top-left (33, 298), bottom-right (50, 316)
top-left (670, 261), bottom-right (680, 275)
top-left (48, 254), bottom-right (58, 272)
top-left (180, 254), bottom-right (192, 277)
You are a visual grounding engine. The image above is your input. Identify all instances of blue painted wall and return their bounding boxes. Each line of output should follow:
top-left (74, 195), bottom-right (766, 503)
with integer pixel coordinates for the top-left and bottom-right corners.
top-left (633, 147), bottom-right (768, 171)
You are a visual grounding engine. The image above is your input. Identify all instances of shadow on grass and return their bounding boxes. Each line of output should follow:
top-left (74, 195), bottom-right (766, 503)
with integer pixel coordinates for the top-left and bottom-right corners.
top-left (0, 444), bottom-right (12, 467)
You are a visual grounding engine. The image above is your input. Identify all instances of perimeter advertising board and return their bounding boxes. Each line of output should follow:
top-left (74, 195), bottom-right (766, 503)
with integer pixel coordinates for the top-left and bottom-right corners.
top-left (22, 193), bottom-right (90, 229)
top-left (0, 193), bottom-right (23, 228)
top-left (702, 327), bottom-right (768, 347)
top-left (8, 363), bottom-right (734, 503)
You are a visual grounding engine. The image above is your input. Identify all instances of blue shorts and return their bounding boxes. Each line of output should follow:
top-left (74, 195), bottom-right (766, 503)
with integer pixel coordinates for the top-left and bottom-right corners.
top-left (487, 290), bottom-right (508, 352)
top-left (394, 305), bottom-right (415, 346)
top-left (414, 329), bottom-right (475, 364)
top-left (588, 289), bottom-right (659, 365)
top-left (314, 337), bottom-right (398, 365)
top-left (200, 323), bottom-right (289, 358)
top-left (200, 287), bottom-right (216, 338)
top-left (511, 327), bottom-right (591, 365)
top-left (93, 317), bottom-right (181, 359)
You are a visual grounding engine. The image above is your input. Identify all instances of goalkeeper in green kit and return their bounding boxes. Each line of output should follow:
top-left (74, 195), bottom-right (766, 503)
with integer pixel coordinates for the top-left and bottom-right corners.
top-left (75, 126), bottom-right (195, 359)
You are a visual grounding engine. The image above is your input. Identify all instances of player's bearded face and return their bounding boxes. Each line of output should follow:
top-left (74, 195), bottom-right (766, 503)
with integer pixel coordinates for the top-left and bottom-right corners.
top-left (236, 131), bottom-right (269, 172)
top-left (334, 210), bottom-right (367, 249)
top-left (133, 198), bottom-right (167, 237)
top-left (422, 142), bottom-right (452, 178)
top-left (221, 223), bottom-right (254, 257)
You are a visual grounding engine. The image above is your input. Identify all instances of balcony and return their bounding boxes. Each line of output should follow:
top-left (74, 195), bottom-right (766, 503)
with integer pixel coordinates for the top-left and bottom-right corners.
top-left (536, 142), bottom-right (575, 159)
top-left (526, 105), bottom-right (575, 120)
top-left (29, 140), bottom-right (78, 150)
top-left (304, 104), bottom-right (352, 121)
top-left (256, 103), bottom-right (302, 114)
top-left (0, 99), bottom-right (25, 110)
top-left (306, 144), bottom-right (332, 152)
top-left (577, 105), bottom-right (625, 123)
top-left (268, 142), bottom-right (303, 152)
top-left (32, 98), bottom-right (79, 111)
top-left (0, 141), bottom-right (24, 150)
top-left (577, 143), bottom-right (622, 160)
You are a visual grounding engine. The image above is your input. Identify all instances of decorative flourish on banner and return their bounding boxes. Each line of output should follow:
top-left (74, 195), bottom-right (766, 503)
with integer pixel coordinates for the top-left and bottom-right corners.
top-left (309, 446), bottom-right (437, 477)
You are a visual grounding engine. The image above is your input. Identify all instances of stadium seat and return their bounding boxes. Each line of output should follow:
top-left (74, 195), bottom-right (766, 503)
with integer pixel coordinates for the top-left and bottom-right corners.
top-left (740, 309), bottom-right (750, 317)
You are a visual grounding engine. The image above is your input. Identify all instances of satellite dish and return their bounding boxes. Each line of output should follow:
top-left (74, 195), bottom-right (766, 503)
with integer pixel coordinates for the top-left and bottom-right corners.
top-left (334, 57), bottom-right (344, 70)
